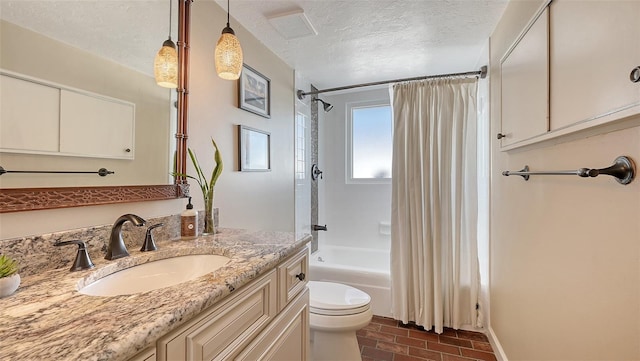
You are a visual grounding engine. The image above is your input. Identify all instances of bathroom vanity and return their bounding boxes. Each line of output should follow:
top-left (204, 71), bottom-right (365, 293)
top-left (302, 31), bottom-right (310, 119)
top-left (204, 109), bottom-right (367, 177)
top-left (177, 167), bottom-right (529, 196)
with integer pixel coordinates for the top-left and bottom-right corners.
top-left (150, 246), bottom-right (309, 361)
top-left (0, 228), bottom-right (310, 361)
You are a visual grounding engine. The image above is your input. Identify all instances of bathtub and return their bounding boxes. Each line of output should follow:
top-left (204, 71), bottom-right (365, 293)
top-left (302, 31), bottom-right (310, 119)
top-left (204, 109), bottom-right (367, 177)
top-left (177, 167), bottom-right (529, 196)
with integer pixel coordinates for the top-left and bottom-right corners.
top-left (309, 245), bottom-right (392, 317)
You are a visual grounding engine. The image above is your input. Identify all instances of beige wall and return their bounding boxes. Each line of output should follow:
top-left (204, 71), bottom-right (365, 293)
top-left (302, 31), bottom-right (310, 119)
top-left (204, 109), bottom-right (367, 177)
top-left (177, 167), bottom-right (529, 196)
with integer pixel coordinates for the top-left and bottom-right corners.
top-left (188, 1), bottom-right (294, 232)
top-left (0, 2), bottom-right (294, 239)
top-left (489, 1), bottom-right (640, 359)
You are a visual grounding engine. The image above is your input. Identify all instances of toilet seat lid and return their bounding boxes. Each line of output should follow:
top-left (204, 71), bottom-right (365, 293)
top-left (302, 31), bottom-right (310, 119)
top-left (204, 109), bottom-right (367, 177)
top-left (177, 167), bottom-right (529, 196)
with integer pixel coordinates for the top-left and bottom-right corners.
top-left (308, 281), bottom-right (371, 315)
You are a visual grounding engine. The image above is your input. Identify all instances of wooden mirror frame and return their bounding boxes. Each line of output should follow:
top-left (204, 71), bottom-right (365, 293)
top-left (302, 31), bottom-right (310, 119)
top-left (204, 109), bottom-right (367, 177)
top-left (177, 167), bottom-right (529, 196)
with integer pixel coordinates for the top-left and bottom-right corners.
top-left (0, 0), bottom-right (192, 213)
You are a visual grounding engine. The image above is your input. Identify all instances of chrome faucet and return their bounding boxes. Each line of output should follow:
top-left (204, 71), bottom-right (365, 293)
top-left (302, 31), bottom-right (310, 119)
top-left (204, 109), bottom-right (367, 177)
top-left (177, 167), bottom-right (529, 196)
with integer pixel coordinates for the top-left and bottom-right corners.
top-left (105, 214), bottom-right (146, 260)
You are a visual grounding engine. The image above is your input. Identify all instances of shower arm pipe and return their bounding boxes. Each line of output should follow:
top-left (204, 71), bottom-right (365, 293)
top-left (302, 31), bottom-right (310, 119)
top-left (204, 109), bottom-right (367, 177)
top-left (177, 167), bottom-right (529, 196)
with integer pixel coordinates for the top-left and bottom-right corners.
top-left (502, 156), bottom-right (636, 185)
top-left (296, 66), bottom-right (487, 100)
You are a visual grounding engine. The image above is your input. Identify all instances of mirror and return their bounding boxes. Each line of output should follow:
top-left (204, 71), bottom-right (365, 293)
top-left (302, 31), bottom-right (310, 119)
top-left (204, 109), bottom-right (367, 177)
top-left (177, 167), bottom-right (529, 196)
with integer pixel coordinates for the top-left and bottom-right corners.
top-left (0, 0), bottom-right (190, 212)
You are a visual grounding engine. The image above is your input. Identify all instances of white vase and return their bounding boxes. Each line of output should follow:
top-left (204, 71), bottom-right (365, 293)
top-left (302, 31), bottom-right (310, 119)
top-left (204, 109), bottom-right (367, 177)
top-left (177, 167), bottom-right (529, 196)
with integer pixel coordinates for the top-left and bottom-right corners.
top-left (0, 274), bottom-right (20, 298)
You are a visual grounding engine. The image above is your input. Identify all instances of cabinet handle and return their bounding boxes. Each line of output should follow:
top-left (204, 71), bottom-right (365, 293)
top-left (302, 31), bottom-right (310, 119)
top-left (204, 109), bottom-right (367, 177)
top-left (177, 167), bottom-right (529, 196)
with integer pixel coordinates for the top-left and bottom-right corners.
top-left (497, 133), bottom-right (506, 140)
top-left (295, 272), bottom-right (306, 281)
top-left (631, 67), bottom-right (640, 83)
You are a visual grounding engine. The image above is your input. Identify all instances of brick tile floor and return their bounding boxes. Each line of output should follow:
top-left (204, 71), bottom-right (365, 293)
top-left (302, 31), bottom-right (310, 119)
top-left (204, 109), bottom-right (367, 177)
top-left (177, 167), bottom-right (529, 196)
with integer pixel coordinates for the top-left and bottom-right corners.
top-left (357, 316), bottom-right (497, 361)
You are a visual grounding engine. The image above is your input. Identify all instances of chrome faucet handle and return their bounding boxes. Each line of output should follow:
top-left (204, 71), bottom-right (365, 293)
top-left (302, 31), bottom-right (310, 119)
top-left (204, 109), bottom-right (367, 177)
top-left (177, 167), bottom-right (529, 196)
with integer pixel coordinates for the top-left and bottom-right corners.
top-left (54, 240), bottom-right (95, 272)
top-left (141, 223), bottom-right (164, 252)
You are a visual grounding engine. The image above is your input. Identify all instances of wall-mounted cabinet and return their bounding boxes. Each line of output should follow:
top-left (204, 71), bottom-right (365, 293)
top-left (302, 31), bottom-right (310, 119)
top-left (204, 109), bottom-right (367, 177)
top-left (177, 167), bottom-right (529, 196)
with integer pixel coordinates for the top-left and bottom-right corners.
top-left (59, 90), bottom-right (135, 158)
top-left (549, 0), bottom-right (640, 131)
top-left (500, 7), bottom-right (549, 147)
top-left (0, 70), bottom-right (135, 159)
top-left (0, 74), bottom-right (60, 153)
top-left (499, 0), bottom-right (640, 150)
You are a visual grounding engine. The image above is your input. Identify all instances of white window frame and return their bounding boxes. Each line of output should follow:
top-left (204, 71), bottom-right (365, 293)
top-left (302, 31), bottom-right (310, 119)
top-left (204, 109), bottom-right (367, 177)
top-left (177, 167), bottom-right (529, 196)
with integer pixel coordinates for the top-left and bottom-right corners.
top-left (346, 99), bottom-right (392, 184)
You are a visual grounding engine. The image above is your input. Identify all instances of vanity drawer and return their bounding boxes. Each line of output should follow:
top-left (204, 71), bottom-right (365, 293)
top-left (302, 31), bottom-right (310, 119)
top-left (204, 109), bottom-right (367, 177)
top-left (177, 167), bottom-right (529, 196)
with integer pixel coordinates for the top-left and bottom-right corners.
top-left (278, 247), bottom-right (309, 311)
top-left (157, 269), bottom-right (277, 361)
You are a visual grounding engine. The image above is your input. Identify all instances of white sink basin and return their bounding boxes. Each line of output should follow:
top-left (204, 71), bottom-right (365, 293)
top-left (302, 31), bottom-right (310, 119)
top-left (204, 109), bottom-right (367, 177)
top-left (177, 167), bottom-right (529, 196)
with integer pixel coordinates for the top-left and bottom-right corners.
top-left (79, 254), bottom-right (231, 296)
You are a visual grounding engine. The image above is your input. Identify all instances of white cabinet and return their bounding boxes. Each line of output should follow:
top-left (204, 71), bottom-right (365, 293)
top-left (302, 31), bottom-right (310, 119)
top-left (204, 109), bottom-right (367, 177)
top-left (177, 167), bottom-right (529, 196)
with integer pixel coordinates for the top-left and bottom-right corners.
top-left (499, 7), bottom-right (549, 147)
top-left (550, 0), bottom-right (640, 131)
top-left (0, 74), bottom-right (60, 152)
top-left (153, 247), bottom-right (310, 361)
top-left (0, 70), bottom-right (135, 159)
top-left (499, 1), bottom-right (640, 150)
top-left (59, 90), bottom-right (134, 158)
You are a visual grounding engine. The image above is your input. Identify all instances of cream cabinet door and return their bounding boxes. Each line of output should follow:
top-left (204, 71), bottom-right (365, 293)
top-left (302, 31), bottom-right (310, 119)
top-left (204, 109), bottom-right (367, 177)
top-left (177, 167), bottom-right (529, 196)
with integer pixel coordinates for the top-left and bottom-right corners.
top-left (0, 74), bottom-right (60, 153)
top-left (157, 270), bottom-right (277, 361)
top-left (550, 0), bottom-right (640, 131)
top-left (236, 289), bottom-right (309, 361)
top-left (500, 7), bottom-right (549, 147)
top-left (59, 89), bottom-right (135, 159)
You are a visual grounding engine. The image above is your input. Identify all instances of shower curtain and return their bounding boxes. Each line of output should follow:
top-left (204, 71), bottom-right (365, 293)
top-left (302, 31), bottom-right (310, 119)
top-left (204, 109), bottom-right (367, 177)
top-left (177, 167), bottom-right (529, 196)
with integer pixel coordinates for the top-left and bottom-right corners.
top-left (389, 77), bottom-right (479, 334)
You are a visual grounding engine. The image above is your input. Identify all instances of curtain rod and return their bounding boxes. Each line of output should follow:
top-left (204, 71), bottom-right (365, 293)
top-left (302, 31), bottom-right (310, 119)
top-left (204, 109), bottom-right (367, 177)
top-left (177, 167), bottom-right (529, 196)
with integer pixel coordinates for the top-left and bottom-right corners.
top-left (297, 65), bottom-right (487, 100)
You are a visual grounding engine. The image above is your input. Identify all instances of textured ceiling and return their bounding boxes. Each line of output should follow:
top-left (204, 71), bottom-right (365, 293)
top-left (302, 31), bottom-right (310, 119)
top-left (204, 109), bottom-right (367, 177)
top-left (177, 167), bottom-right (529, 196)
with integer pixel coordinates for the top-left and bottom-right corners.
top-left (0, 0), bottom-right (508, 89)
top-left (0, 1), bottom-right (175, 77)
top-left (215, 0), bottom-right (508, 89)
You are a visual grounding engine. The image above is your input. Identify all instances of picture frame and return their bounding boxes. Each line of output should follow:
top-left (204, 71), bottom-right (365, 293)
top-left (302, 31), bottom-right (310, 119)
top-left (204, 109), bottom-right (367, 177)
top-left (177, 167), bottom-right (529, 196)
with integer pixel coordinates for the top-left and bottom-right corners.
top-left (238, 125), bottom-right (271, 172)
top-left (238, 64), bottom-right (271, 118)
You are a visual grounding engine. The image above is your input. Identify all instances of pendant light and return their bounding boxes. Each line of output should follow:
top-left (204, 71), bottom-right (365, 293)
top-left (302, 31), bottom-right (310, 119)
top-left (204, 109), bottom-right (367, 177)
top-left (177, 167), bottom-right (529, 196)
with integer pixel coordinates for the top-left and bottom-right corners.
top-left (154, 0), bottom-right (178, 88)
top-left (215, 0), bottom-right (243, 80)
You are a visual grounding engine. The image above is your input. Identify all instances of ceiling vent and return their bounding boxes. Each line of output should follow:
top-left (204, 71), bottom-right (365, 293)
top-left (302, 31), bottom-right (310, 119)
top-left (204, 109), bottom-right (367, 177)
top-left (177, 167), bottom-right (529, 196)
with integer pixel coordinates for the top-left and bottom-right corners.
top-left (267, 9), bottom-right (317, 40)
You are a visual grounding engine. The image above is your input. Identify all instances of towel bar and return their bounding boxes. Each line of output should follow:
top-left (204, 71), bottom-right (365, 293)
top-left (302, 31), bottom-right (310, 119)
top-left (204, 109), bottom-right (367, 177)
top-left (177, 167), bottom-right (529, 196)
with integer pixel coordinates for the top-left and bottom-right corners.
top-left (502, 156), bottom-right (635, 185)
top-left (0, 166), bottom-right (114, 177)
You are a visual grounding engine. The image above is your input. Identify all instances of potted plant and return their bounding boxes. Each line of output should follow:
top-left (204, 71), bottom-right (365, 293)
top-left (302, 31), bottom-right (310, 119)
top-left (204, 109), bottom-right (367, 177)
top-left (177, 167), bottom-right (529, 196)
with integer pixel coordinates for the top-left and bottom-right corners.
top-left (0, 254), bottom-right (20, 298)
top-left (174, 138), bottom-right (223, 235)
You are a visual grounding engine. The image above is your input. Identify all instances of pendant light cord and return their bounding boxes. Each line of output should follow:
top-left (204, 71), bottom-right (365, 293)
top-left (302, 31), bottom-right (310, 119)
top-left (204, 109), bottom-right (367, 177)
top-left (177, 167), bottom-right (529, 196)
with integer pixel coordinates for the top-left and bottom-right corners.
top-left (168, 0), bottom-right (173, 39)
top-left (227, 0), bottom-right (231, 27)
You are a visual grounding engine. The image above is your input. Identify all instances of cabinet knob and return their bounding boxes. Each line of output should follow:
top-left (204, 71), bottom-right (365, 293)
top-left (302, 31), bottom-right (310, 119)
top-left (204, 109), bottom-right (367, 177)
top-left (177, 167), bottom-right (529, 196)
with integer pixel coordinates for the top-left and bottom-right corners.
top-left (125, 148), bottom-right (131, 153)
top-left (631, 67), bottom-right (640, 83)
top-left (497, 133), bottom-right (506, 140)
top-left (295, 272), bottom-right (306, 281)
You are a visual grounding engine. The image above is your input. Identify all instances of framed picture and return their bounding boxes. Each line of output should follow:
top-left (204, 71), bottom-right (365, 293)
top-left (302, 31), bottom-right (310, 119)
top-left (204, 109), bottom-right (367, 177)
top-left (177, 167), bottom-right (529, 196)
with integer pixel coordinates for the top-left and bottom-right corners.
top-left (238, 125), bottom-right (271, 171)
top-left (238, 64), bottom-right (271, 118)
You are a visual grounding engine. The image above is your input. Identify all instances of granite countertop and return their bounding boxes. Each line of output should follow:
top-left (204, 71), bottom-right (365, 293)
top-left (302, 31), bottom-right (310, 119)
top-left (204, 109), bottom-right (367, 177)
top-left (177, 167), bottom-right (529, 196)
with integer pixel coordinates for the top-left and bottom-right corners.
top-left (0, 228), bottom-right (310, 361)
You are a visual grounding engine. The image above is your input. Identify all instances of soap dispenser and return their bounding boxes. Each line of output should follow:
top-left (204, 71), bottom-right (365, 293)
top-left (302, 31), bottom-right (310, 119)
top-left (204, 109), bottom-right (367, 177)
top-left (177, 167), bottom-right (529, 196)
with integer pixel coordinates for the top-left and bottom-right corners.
top-left (181, 197), bottom-right (197, 239)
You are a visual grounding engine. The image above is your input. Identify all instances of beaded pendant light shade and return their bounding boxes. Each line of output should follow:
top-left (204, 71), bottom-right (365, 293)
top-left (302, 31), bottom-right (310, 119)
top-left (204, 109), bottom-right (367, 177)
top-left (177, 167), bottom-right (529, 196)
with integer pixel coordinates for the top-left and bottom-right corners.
top-left (154, 0), bottom-right (178, 88)
top-left (215, 0), bottom-right (243, 80)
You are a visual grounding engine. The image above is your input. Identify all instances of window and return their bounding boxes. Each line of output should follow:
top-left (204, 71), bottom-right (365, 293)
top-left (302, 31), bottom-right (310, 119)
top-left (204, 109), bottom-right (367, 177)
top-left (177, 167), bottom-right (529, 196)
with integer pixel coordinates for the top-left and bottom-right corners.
top-left (295, 112), bottom-right (307, 180)
top-left (347, 101), bottom-right (392, 183)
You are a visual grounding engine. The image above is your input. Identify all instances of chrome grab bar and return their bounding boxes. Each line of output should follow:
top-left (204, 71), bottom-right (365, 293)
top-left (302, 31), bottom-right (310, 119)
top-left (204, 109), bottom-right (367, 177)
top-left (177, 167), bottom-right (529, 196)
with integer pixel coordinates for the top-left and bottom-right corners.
top-left (502, 156), bottom-right (635, 185)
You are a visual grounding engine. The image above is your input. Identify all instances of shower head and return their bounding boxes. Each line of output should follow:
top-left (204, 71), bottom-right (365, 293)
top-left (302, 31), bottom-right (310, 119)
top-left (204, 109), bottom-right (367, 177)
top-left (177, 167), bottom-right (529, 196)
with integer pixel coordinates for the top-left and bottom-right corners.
top-left (313, 98), bottom-right (333, 112)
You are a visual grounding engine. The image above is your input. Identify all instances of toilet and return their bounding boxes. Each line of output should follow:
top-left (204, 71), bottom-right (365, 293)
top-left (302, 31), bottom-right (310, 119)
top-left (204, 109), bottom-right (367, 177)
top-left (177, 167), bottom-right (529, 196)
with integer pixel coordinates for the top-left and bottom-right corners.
top-left (308, 281), bottom-right (373, 361)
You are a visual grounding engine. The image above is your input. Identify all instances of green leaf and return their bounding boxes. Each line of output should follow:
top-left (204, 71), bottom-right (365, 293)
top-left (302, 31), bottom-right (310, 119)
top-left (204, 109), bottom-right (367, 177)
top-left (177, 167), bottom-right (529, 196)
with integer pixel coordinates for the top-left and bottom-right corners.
top-left (0, 254), bottom-right (18, 278)
top-left (209, 138), bottom-right (223, 192)
top-left (173, 138), bottom-right (224, 202)
top-left (187, 150), bottom-right (205, 185)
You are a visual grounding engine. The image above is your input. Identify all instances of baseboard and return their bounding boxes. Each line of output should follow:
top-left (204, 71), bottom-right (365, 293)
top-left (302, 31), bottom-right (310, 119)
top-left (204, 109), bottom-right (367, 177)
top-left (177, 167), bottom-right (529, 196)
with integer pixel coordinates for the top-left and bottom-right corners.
top-left (487, 326), bottom-right (508, 361)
